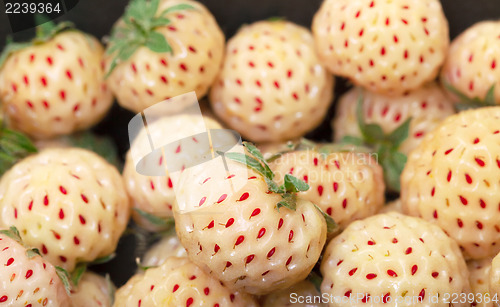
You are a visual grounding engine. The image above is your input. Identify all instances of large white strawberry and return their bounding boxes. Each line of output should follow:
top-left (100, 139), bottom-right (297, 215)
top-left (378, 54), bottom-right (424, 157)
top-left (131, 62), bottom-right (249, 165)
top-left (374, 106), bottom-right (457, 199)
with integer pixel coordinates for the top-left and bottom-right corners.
top-left (321, 212), bottom-right (470, 306)
top-left (312, 0), bottom-right (449, 95)
top-left (114, 257), bottom-right (258, 307)
top-left (401, 107), bottom-right (500, 259)
top-left (269, 147), bottom-right (385, 229)
top-left (0, 227), bottom-right (72, 306)
top-left (106, 0), bottom-right (225, 113)
top-left (123, 113), bottom-right (223, 231)
top-left (174, 143), bottom-right (330, 295)
top-left (441, 21), bottom-right (500, 107)
top-left (71, 272), bottom-right (114, 307)
top-left (333, 82), bottom-right (455, 155)
top-left (0, 21), bottom-right (113, 139)
top-left (210, 20), bottom-right (334, 142)
top-left (0, 148), bottom-right (130, 272)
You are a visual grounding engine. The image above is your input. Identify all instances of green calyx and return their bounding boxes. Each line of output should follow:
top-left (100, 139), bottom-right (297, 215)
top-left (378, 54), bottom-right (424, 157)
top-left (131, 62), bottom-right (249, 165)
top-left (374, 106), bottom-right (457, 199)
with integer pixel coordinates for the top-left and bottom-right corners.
top-left (133, 208), bottom-right (175, 229)
top-left (0, 123), bottom-right (37, 176)
top-left (443, 82), bottom-right (496, 111)
top-left (225, 142), bottom-right (337, 233)
top-left (340, 91), bottom-right (411, 192)
top-left (0, 15), bottom-right (73, 68)
top-left (105, 0), bottom-right (195, 77)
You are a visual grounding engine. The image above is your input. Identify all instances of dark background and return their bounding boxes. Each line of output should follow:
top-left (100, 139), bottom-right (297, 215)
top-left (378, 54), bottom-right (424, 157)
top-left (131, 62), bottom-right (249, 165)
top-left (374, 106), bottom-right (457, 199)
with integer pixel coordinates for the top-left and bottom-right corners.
top-left (0, 0), bottom-right (499, 287)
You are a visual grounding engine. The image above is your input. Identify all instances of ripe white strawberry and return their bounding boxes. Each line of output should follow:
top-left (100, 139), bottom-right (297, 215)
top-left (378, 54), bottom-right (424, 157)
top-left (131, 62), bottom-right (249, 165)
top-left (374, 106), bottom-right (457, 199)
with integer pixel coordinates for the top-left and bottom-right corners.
top-left (321, 212), bottom-right (470, 306)
top-left (261, 280), bottom-right (326, 307)
top-left (0, 148), bottom-right (130, 271)
top-left (114, 257), bottom-right (258, 307)
top-left (174, 143), bottom-right (328, 295)
top-left (468, 258), bottom-right (494, 307)
top-left (401, 107), bottom-right (500, 259)
top-left (210, 20), bottom-right (334, 142)
top-left (123, 114), bottom-right (223, 231)
top-left (0, 228), bottom-right (71, 306)
top-left (141, 233), bottom-right (187, 268)
top-left (71, 272), bottom-right (114, 307)
top-left (0, 22), bottom-right (113, 139)
top-left (333, 82), bottom-right (455, 155)
top-left (106, 0), bottom-right (225, 113)
top-left (312, 0), bottom-right (449, 95)
top-left (441, 21), bottom-right (500, 106)
top-left (269, 148), bottom-right (385, 229)
top-left (378, 198), bottom-right (403, 214)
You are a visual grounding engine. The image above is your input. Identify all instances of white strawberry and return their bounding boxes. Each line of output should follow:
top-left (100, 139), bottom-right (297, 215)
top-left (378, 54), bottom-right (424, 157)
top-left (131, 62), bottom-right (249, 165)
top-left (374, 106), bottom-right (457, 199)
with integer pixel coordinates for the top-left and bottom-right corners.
top-left (312, 0), bottom-right (449, 95)
top-left (333, 82), bottom-right (455, 155)
top-left (210, 20), bottom-right (334, 142)
top-left (0, 148), bottom-right (130, 272)
top-left (174, 143), bottom-right (329, 295)
top-left (468, 258), bottom-right (494, 307)
top-left (0, 21), bottom-right (113, 139)
top-left (114, 257), bottom-right (258, 307)
top-left (123, 113), bottom-right (223, 231)
top-left (401, 107), bottom-right (500, 259)
top-left (71, 272), bottom-right (115, 307)
top-left (441, 21), bottom-right (500, 107)
top-left (0, 227), bottom-right (71, 306)
top-left (106, 0), bottom-right (225, 113)
top-left (141, 233), bottom-right (187, 268)
top-left (261, 280), bottom-right (326, 307)
top-left (269, 148), bottom-right (385, 229)
top-left (321, 212), bottom-right (470, 306)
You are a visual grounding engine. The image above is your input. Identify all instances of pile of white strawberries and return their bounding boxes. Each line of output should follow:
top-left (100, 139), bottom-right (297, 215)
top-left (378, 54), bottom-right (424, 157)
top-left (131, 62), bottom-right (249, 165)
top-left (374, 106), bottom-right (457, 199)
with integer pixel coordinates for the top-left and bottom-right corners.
top-left (0, 0), bottom-right (500, 306)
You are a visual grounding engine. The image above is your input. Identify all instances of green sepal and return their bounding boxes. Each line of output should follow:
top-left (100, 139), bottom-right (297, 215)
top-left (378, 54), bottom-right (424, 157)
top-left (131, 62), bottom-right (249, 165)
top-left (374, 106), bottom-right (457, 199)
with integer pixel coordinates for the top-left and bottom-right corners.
top-left (105, 0), bottom-right (194, 77)
top-left (341, 90), bottom-right (411, 192)
top-left (71, 263), bottom-right (87, 286)
top-left (0, 226), bottom-right (22, 243)
top-left (62, 131), bottom-right (121, 168)
top-left (55, 266), bottom-right (73, 295)
top-left (283, 174), bottom-right (309, 193)
top-left (134, 208), bottom-right (175, 228)
top-left (276, 194), bottom-right (297, 212)
top-left (312, 204), bottom-right (338, 234)
top-left (444, 82), bottom-right (497, 110)
top-left (0, 125), bottom-right (37, 176)
top-left (26, 248), bottom-right (41, 259)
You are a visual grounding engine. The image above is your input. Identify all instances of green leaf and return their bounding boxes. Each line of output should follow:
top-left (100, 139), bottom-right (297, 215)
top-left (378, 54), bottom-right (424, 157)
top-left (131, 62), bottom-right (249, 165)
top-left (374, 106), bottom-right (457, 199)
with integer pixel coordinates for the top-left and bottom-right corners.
top-left (55, 267), bottom-right (72, 295)
top-left (35, 14), bottom-right (57, 39)
top-left (160, 3), bottom-right (195, 17)
top-left (387, 117), bottom-right (412, 149)
top-left (363, 124), bottom-right (385, 144)
top-left (0, 126), bottom-right (37, 176)
top-left (313, 204), bottom-right (338, 234)
top-left (283, 174), bottom-right (309, 193)
top-left (71, 263), bottom-right (87, 286)
top-left (268, 16), bottom-right (285, 22)
top-left (145, 0), bottom-right (161, 19)
top-left (265, 177), bottom-right (283, 193)
top-left (443, 81), bottom-right (474, 104)
top-left (444, 82), bottom-right (497, 109)
top-left (224, 152), bottom-right (267, 178)
top-left (0, 226), bottom-right (22, 243)
top-left (145, 31), bottom-right (172, 53)
top-left (276, 194), bottom-right (297, 211)
top-left (134, 208), bottom-right (175, 228)
top-left (26, 248), bottom-right (41, 259)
